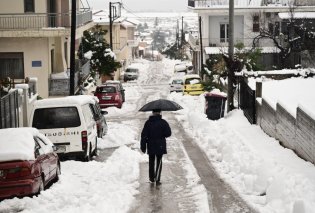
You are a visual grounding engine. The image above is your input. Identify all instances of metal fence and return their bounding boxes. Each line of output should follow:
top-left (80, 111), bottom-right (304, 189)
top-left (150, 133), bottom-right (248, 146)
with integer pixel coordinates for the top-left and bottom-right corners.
top-left (239, 77), bottom-right (256, 124)
top-left (0, 90), bottom-right (19, 129)
top-left (0, 10), bottom-right (92, 29)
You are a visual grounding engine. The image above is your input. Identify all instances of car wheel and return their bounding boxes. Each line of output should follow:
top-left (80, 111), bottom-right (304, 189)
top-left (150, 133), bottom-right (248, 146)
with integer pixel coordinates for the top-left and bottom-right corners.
top-left (53, 163), bottom-right (61, 183)
top-left (37, 176), bottom-right (45, 195)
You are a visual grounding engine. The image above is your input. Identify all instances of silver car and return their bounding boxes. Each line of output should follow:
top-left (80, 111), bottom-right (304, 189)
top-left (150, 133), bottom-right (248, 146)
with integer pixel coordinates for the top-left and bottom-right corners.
top-left (123, 67), bottom-right (139, 82)
top-left (169, 78), bottom-right (183, 93)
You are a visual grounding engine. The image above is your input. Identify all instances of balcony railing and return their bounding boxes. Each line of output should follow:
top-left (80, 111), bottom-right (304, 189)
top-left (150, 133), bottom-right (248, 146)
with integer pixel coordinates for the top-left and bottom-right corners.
top-left (188, 0), bottom-right (289, 8)
top-left (0, 10), bottom-right (92, 30)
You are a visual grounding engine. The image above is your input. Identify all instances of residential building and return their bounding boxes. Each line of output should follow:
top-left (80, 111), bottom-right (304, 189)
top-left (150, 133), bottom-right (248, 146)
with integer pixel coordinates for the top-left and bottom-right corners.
top-left (93, 10), bottom-right (138, 81)
top-left (0, 0), bottom-right (94, 98)
top-left (188, 0), bottom-right (315, 71)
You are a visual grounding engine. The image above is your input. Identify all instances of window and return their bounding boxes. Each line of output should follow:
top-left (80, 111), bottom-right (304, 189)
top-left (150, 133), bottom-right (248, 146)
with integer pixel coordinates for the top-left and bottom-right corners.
top-left (24, 0), bottom-right (35, 13)
top-left (32, 107), bottom-right (81, 129)
top-left (220, 24), bottom-right (229, 43)
top-left (253, 15), bottom-right (260, 32)
top-left (0, 53), bottom-right (24, 79)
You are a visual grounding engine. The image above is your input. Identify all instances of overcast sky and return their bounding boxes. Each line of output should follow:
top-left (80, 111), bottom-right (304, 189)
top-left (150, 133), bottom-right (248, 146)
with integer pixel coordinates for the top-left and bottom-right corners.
top-left (88, 0), bottom-right (188, 12)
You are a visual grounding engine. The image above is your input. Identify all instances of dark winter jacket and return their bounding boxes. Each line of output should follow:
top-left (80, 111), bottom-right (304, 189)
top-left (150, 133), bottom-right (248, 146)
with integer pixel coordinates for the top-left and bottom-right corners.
top-left (140, 114), bottom-right (172, 155)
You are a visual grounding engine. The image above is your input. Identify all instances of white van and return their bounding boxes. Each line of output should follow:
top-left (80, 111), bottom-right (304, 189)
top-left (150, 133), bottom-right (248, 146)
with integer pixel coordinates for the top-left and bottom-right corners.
top-left (29, 95), bottom-right (98, 161)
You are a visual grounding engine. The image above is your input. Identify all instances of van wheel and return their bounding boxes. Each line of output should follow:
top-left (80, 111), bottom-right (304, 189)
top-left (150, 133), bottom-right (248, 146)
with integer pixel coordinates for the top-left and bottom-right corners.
top-left (84, 145), bottom-right (92, 162)
top-left (92, 139), bottom-right (98, 156)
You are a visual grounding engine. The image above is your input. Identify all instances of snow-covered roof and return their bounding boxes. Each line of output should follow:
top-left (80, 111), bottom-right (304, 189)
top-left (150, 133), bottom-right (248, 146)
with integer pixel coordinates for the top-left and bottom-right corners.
top-left (279, 12), bottom-right (315, 19)
top-left (34, 95), bottom-right (97, 108)
top-left (204, 46), bottom-right (280, 54)
top-left (0, 128), bottom-right (38, 162)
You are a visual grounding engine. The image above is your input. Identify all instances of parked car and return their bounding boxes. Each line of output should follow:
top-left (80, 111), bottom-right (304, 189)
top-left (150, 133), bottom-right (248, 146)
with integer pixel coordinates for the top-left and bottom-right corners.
top-left (124, 66), bottom-right (139, 82)
top-left (183, 74), bottom-right (204, 96)
top-left (169, 77), bottom-right (183, 93)
top-left (94, 84), bottom-right (123, 109)
top-left (30, 95), bottom-right (98, 161)
top-left (0, 128), bottom-right (60, 200)
top-left (104, 80), bottom-right (125, 102)
top-left (89, 98), bottom-right (108, 138)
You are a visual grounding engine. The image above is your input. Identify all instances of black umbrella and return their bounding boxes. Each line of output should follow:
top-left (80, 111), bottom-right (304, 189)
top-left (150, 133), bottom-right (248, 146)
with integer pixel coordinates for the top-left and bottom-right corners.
top-left (139, 99), bottom-right (183, 112)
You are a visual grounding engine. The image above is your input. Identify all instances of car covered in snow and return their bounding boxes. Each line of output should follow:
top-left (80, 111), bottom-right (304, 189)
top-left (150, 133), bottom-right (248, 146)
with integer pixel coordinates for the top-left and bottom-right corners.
top-left (0, 128), bottom-right (60, 200)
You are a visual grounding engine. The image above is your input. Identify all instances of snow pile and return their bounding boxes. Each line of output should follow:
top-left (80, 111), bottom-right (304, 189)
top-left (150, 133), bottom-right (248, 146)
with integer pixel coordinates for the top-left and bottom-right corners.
top-left (0, 128), bottom-right (37, 162)
top-left (169, 92), bottom-right (315, 213)
top-left (249, 77), bottom-right (315, 117)
top-left (0, 146), bottom-right (144, 213)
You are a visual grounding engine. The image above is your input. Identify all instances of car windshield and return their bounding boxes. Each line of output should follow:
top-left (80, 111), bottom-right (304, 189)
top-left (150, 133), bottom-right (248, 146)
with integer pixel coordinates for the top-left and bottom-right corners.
top-left (185, 78), bottom-right (201, 84)
top-left (172, 79), bottom-right (183, 84)
top-left (126, 68), bottom-right (138, 73)
top-left (32, 107), bottom-right (81, 129)
top-left (96, 86), bottom-right (116, 93)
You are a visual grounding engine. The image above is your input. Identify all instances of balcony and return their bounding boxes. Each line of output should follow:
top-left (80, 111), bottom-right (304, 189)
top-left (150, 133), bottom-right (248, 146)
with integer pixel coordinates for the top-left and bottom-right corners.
top-left (188, 0), bottom-right (289, 8)
top-left (0, 9), bottom-right (92, 30)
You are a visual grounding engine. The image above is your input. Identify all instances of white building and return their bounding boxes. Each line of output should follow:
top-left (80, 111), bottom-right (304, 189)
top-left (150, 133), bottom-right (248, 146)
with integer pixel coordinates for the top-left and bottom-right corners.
top-left (0, 0), bottom-right (94, 98)
top-left (188, 0), bottom-right (315, 70)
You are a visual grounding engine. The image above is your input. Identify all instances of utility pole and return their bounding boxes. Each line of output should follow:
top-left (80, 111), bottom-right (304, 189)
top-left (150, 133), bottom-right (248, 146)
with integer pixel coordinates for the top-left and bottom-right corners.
top-left (69, 0), bottom-right (76, 95)
top-left (109, 2), bottom-right (121, 50)
top-left (227, 0), bottom-right (235, 112)
top-left (199, 16), bottom-right (203, 78)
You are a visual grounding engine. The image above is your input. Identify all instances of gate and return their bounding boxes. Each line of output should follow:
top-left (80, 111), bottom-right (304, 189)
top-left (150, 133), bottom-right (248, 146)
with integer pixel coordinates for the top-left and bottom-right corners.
top-left (239, 78), bottom-right (256, 124)
top-left (0, 90), bottom-right (20, 129)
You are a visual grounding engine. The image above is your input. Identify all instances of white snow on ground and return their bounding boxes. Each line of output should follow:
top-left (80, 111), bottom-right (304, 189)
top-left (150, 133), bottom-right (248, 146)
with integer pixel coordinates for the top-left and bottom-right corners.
top-left (1, 57), bottom-right (315, 213)
top-left (169, 91), bottom-right (315, 213)
top-left (0, 146), bottom-right (145, 213)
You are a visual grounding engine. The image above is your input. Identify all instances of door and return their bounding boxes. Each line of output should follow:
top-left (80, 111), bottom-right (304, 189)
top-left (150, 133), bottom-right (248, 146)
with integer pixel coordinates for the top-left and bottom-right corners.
top-left (47, 0), bottom-right (56, 27)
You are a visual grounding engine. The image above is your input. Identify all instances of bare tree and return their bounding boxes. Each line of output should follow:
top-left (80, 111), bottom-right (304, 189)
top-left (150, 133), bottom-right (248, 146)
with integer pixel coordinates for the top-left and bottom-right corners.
top-left (253, 1), bottom-right (315, 68)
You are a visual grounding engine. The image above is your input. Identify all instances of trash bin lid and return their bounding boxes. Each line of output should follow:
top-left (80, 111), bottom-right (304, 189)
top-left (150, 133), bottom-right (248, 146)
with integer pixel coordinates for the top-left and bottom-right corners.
top-left (204, 90), bottom-right (227, 98)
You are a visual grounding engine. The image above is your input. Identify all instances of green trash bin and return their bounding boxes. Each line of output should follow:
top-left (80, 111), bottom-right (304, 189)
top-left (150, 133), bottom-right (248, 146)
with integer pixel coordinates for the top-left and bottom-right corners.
top-left (205, 92), bottom-right (227, 120)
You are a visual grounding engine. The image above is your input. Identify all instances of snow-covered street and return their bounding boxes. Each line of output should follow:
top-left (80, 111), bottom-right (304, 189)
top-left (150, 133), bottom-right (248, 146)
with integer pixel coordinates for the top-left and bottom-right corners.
top-left (1, 58), bottom-right (315, 213)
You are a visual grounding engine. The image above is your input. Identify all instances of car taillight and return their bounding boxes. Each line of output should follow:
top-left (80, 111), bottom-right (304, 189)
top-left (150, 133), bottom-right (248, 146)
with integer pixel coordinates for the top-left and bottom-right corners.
top-left (5, 167), bottom-right (31, 179)
top-left (115, 95), bottom-right (119, 101)
top-left (81, 130), bottom-right (88, 150)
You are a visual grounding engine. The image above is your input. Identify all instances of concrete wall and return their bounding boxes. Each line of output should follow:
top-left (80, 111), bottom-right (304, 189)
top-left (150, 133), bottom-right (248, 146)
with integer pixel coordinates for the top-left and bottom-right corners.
top-left (296, 108), bottom-right (315, 163)
top-left (208, 15), bottom-right (244, 46)
top-left (259, 99), bottom-right (277, 137)
top-left (0, 0), bottom-right (46, 13)
top-left (0, 37), bottom-right (50, 98)
top-left (257, 98), bottom-right (315, 164)
top-left (276, 103), bottom-right (296, 150)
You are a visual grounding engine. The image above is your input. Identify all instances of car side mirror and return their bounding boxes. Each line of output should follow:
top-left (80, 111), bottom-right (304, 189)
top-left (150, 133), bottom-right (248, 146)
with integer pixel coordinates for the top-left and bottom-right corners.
top-left (181, 82), bottom-right (183, 85)
top-left (91, 91), bottom-right (95, 94)
top-left (101, 110), bottom-right (108, 115)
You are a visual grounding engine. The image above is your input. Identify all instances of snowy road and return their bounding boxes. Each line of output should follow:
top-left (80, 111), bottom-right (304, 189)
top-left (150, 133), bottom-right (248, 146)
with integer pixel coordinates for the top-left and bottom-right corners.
top-left (0, 59), bottom-right (255, 213)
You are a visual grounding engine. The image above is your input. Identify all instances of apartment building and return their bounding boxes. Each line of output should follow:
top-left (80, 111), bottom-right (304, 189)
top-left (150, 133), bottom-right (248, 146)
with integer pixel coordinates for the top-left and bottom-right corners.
top-left (188, 0), bottom-right (315, 70)
top-left (0, 0), bottom-right (94, 98)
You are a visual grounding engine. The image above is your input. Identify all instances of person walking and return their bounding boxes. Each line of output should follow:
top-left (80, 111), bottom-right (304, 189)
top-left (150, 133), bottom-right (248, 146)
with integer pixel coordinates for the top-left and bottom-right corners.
top-left (140, 109), bottom-right (172, 185)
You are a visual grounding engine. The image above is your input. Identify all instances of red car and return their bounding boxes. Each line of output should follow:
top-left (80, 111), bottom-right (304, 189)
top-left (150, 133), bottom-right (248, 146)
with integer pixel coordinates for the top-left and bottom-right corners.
top-left (0, 128), bottom-right (60, 200)
top-left (94, 84), bottom-right (123, 108)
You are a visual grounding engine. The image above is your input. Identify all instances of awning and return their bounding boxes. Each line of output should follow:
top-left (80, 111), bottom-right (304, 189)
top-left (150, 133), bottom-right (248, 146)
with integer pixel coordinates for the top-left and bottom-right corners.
top-left (279, 12), bottom-right (315, 19)
top-left (204, 46), bottom-right (280, 55)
